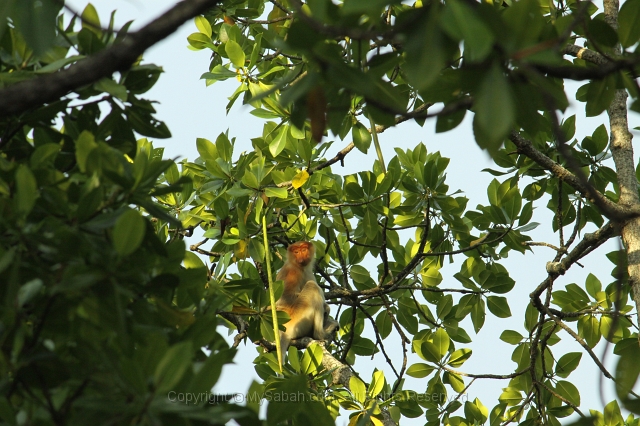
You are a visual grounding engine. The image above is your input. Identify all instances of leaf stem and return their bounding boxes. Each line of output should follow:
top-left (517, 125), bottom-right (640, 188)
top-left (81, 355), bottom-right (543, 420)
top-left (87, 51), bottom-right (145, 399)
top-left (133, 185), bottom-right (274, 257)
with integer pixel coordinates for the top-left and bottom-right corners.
top-left (368, 112), bottom-right (386, 174)
top-left (262, 216), bottom-right (282, 372)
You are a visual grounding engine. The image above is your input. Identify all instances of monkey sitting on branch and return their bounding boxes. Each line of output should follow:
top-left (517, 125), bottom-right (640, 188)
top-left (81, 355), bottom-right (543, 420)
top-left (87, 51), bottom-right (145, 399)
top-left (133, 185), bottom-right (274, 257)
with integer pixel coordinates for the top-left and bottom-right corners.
top-left (274, 241), bottom-right (339, 357)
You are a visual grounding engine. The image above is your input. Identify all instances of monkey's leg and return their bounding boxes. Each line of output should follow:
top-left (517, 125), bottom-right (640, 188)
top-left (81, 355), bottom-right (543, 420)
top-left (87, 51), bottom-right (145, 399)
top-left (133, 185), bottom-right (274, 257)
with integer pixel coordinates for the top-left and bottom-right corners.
top-left (323, 314), bottom-right (340, 338)
top-left (279, 300), bottom-right (315, 357)
top-left (298, 281), bottom-right (331, 341)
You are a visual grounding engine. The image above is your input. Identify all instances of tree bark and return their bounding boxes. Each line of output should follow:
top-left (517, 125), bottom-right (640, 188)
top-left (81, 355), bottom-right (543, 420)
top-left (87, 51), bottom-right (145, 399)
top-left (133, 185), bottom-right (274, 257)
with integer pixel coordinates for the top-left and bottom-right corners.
top-left (603, 0), bottom-right (640, 338)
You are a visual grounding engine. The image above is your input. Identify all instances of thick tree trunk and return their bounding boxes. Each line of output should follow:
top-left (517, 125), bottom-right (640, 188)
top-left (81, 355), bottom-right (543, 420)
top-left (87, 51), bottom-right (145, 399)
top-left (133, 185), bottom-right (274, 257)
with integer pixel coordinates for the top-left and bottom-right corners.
top-left (604, 0), bottom-right (640, 338)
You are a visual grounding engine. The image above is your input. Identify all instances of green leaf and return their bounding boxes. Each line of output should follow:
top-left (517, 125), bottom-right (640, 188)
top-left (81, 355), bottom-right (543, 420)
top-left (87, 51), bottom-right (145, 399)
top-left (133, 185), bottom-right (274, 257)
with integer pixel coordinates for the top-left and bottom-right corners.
top-left (249, 33), bottom-right (262, 69)
top-left (419, 341), bottom-right (441, 363)
top-left (556, 352), bottom-right (582, 378)
top-left (126, 107), bottom-right (171, 138)
top-left (225, 39), bottom-right (246, 68)
top-left (474, 64), bottom-right (515, 153)
top-left (94, 78), bottom-right (128, 101)
top-left (487, 178), bottom-right (500, 206)
top-left (15, 164), bottom-right (38, 217)
top-left (187, 32), bottom-right (212, 50)
top-left (35, 55), bottom-right (85, 74)
top-left (75, 130), bottom-right (98, 173)
top-left (604, 400), bottom-right (624, 426)
top-left (511, 343), bottom-right (529, 369)
top-left (498, 388), bottom-right (522, 406)
top-left (440, 0), bottom-right (494, 62)
top-left (350, 265), bottom-right (370, 283)
top-left (524, 302), bottom-right (538, 331)
top-left (189, 349), bottom-right (234, 393)
top-left (11, 0), bottom-right (59, 55)
top-left (577, 315), bottom-right (601, 347)
top-left (196, 137), bottom-right (218, 163)
top-left (432, 328), bottom-right (450, 358)
top-left (269, 125), bottom-right (288, 157)
top-left (250, 108), bottom-right (280, 119)
top-left (184, 251), bottom-right (205, 269)
top-left (422, 267), bottom-right (443, 287)
top-left (499, 330), bottom-right (523, 345)
top-left (375, 311), bottom-right (392, 339)
top-left (556, 380), bottom-right (580, 406)
top-left (471, 298), bottom-right (486, 332)
top-left (350, 375), bottom-right (367, 403)
top-left (112, 209), bottom-right (146, 256)
top-left (154, 341), bottom-right (193, 393)
top-left (342, 0), bottom-right (401, 15)
top-left (368, 370), bottom-right (385, 398)
top-left (404, 13), bottom-right (445, 91)
top-left (77, 26), bottom-right (105, 54)
top-left (487, 296), bottom-right (512, 318)
top-left (592, 124), bottom-right (609, 153)
top-left (448, 348), bottom-right (472, 367)
top-left (351, 336), bottom-right (378, 355)
top-left (352, 121), bottom-right (372, 153)
top-left (561, 115), bottom-right (576, 141)
top-left (30, 143), bottom-right (60, 170)
top-left (619, 0), bottom-right (640, 47)
top-left (436, 108), bottom-right (466, 133)
top-left (264, 187), bottom-right (288, 198)
top-left (301, 343), bottom-right (323, 375)
top-left (588, 19), bottom-right (618, 48)
top-left (406, 363), bottom-right (435, 378)
top-left (585, 273), bottom-right (602, 299)
top-left (464, 400), bottom-right (487, 423)
top-left (518, 201), bottom-right (533, 227)
top-left (585, 75), bottom-right (616, 117)
top-left (201, 65), bottom-right (237, 81)
top-left (601, 316), bottom-right (625, 343)
top-left (260, 315), bottom-right (275, 341)
top-left (18, 278), bottom-right (43, 308)
top-left (195, 15), bottom-right (212, 37)
top-left (444, 371), bottom-right (465, 392)
top-left (615, 339), bottom-right (640, 398)
top-left (362, 210), bottom-right (378, 240)
top-left (436, 294), bottom-right (454, 319)
top-left (81, 3), bottom-right (101, 35)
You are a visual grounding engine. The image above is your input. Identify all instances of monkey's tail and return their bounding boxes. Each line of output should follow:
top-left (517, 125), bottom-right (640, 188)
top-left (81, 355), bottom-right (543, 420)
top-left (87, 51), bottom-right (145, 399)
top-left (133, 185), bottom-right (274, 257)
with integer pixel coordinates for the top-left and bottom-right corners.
top-left (278, 332), bottom-right (290, 367)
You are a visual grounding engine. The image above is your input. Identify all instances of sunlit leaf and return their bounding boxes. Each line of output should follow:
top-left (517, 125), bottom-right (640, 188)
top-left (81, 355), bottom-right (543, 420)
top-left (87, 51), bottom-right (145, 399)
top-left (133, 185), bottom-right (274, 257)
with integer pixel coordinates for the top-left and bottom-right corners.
top-left (112, 209), bottom-right (146, 256)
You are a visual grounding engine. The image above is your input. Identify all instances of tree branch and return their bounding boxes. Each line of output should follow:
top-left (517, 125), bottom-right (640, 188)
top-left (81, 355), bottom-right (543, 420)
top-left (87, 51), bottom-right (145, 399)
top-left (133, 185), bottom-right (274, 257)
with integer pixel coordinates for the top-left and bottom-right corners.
top-left (509, 131), bottom-right (640, 220)
top-left (545, 222), bottom-right (615, 276)
top-left (532, 57), bottom-right (637, 80)
top-left (562, 44), bottom-right (610, 66)
top-left (0, 0), bottom-right (220, 117)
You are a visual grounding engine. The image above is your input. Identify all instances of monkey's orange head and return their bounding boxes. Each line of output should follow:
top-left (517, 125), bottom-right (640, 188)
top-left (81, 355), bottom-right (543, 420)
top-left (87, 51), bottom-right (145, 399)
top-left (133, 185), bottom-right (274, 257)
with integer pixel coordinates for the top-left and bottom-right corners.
top-left (288, 241), bottom-right (315, 267)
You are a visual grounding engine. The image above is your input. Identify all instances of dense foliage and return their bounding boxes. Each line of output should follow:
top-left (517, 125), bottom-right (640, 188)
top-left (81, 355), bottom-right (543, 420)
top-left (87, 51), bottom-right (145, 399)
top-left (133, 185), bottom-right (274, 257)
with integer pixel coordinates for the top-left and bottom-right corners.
top-left (0, 2), bottom-right (256, 424)
top-left (2, 0), bottom-right (640, 425)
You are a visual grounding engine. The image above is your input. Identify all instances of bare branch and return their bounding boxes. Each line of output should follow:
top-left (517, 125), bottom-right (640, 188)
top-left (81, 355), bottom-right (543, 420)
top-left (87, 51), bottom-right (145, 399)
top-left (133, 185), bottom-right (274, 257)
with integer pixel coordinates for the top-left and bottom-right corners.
top-left (509, 132), bottom-right (640, 220)
top-left (562, 44), bottom-right (610, 66)
top-left (545, 222), bottom-right (615, 276)
top-left (441, 364), bottom-right (531, 380)
top-left (0, 0), bottom-right (221, 117)
top-left (525, 241), bottom-right (566, 253)
top-left (532, 58), bottom-right (636, 81)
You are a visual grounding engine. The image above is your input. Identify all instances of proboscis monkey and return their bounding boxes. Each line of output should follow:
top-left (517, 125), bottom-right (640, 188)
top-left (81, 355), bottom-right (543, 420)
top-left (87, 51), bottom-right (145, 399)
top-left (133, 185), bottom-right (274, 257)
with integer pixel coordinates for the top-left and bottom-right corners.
top-left (275, 241), bottom-right (334, 363)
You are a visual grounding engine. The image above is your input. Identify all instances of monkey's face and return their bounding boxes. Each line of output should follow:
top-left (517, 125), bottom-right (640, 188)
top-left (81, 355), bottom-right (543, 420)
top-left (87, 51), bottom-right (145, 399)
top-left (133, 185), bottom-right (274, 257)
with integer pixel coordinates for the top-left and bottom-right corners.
top-left (289, 242), bottom-right (314, 267)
